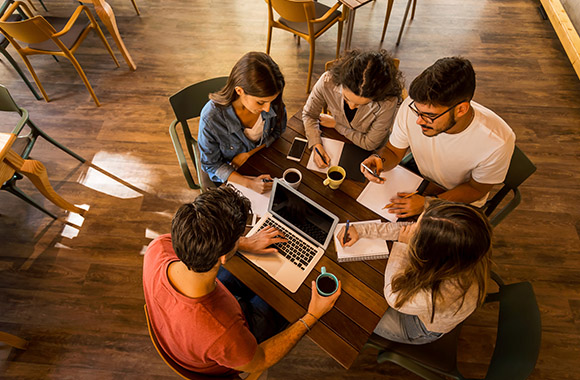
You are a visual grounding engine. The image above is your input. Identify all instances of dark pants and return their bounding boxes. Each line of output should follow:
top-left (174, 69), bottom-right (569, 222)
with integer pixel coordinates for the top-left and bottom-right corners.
top-left (217, 267), bottom-right (288, 343)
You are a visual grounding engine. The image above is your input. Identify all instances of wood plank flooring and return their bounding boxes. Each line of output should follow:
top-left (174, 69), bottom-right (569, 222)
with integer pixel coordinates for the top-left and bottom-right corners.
top-left (1, 0), bottom-right (579, 378)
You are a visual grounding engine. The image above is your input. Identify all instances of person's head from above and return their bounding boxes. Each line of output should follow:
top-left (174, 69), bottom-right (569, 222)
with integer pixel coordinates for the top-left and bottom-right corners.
top-left (408, 57), bottom-right (476, 137)
top-left (210, 51), bottom-right (285, 118)
top-left (330, 49), bottom-right (403, 110)
top-left (392, 200), bottom-right (492, 312)
top-left (171, 186), bottom-right (251, 273)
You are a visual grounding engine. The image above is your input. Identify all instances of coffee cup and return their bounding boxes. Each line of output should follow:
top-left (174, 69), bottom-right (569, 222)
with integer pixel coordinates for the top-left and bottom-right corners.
top-left (282, 168), bottom-right (302, 189)
top-left (316, 266), bottom-right (339, 296)
top-left (323, 166), bottom-right (346, 190)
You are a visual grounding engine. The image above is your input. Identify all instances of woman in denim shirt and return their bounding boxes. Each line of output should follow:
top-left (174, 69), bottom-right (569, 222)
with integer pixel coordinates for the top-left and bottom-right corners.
top-left (337, 201), bottom-right (491, 344)
top-left (198, 52), bottom-right (287, 193)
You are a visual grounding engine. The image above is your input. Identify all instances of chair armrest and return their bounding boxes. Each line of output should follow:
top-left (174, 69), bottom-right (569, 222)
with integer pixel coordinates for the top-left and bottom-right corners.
top-left (489, 188), bottom-right (521, 227)
top-left (0, 0), bottom-right (33, 21)
top-left (311, 2), bottom-right (342, 23)
top-left (169, 120), bottom-right (200, 190)
top-left (52, 5), bottom-right (94, 37)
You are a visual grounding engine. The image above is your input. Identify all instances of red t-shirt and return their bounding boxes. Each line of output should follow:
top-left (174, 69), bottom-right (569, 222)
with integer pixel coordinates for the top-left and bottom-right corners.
top-left (143, 234), bottom-right (258, 375)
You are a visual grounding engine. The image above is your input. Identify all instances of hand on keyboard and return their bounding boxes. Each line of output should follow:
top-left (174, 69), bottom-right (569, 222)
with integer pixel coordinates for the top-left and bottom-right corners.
top-left (239, 226), bottom-right (287, 254)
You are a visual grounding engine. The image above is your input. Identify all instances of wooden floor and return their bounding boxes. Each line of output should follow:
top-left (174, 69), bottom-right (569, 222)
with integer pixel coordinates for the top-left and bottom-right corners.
top-left (1, 0), bottom-right (579, 378)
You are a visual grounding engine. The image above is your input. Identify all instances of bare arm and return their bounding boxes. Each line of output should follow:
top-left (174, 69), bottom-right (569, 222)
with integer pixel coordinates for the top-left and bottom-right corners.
top-left (234, 281), bottom-right (341, 373)
top-left (227, 172), bottom-right (273, 194)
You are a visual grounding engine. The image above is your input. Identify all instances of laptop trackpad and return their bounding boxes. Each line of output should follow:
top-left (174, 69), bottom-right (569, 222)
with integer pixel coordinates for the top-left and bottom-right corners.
top-left (256, 254), bottom-right (284, 276)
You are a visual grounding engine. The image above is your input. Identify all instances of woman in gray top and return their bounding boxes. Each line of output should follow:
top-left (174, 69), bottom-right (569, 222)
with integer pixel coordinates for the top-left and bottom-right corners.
top-left (303, 49), bottom-right (403, 168)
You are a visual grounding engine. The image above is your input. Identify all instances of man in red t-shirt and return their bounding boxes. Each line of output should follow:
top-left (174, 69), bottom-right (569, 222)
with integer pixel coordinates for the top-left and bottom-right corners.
top-left (143, 186), bottom-right (341, 377)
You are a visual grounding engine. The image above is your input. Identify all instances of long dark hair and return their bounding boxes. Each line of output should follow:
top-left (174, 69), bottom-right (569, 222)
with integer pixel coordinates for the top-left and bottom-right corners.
top-left (330, 49), bottom-right (403, 102)
top-left (210, 51), bottom-right (285, 129)
top-left (391, 200), bottom-right (492, 322)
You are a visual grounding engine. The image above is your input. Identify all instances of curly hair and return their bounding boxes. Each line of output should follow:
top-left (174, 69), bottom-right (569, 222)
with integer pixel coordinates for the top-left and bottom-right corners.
top-left (330, 49), bottom-right (403, 102)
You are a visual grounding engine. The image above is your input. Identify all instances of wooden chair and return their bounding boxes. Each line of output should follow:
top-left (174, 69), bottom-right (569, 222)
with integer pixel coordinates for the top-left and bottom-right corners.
top-left (0, 331), bottom-right (28, 350)
top-left (265, 0), bottom-right (346, 92)
top-left (381, 0), bottom-right (417, 45)
top-left (169, 77), bottom-right (228, 193)
top-left (144, 305), bottom-right (250, 380)
top-left (0, 84), bottom-right (86, 218)
top-left (0, 1), bottom-right (120, 106)
top-left (365, 272), bottom-right (542, 380)
top-left (0, 1), bottom-right (41, 99)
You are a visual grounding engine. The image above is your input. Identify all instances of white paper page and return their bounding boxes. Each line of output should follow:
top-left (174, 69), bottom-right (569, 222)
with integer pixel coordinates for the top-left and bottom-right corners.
top-left (333, 220), bottom-right (389, 260)
top-left (306, 137), bottom-right (345, 173)
top-left (356, 166), bottom-right (423, 222)
top-left (229, 182), bottom-right (271, 217)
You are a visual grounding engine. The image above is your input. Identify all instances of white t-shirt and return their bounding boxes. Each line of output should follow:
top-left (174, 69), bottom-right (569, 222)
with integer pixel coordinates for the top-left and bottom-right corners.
top-left (243, 115), bottom-right (265, 143)
top-left (390, 98), bottom-right (515, 191)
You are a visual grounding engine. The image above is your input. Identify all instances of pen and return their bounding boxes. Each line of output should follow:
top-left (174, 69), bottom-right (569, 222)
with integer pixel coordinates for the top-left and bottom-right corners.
top-left (383, 191), bottom-right (419, 209)
top-left (361, 163), bottom-right (382, 180)
top-left (314, 147), bottom-right (328, 166)
top-left (343, 220), bottom-right (350, 245)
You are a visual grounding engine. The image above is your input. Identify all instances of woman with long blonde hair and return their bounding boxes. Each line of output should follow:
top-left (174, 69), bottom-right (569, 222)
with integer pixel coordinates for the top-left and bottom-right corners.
top-left (338, 200), bottom-right (491, 344)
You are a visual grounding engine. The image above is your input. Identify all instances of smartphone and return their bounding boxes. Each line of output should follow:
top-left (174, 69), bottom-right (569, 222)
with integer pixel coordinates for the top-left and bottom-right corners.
top-left (287, 137), bottom-right (307, 162)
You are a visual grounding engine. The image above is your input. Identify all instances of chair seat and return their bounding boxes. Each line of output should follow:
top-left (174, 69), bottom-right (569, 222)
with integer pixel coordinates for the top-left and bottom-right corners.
top-left (279, 2), bottom-right (341, 35)
top-left (368, 323), bottom-right (463, 373)
top-left (28, 16), bottom-right (90, 52)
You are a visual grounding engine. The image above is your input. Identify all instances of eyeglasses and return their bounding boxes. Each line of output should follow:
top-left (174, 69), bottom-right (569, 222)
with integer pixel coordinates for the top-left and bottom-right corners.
top-left (408, 100), bottom-right (464, 124)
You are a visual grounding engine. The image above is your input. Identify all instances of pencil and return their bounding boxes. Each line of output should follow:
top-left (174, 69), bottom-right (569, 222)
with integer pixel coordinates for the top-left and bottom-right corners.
top-left (382, 191), bottom-right (419, 209)
top-left (314, 147), bottom-right (328, 166)
top-left (343, 220), bottom-right (350, 245)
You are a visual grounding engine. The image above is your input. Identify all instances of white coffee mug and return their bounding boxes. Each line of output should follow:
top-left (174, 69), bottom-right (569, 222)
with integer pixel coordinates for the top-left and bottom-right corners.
top-left (282, 168), bottom-right (302, 189)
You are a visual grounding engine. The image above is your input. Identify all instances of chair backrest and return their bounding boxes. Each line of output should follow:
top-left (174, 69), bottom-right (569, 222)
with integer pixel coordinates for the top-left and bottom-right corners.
top-left (0, 84), bottom-right (22, 113)
top-left (168, 77), bottom-right (228, 190)
top-left (484, 281), bottom-right (541, 380)
top-left (144, 305), bottom-right (239, 380)
top-left (0, 2), bottom-right (55, 44)
top-left (483, 145), bottom-right (536, 224)
top-left (268, 0), bottom-right (315, 23)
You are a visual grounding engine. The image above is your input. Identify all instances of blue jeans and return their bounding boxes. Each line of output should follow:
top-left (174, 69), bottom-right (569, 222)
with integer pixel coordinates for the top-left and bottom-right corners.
top-left (218, 267), bottom-right (288, 343)
top-left (373, 308), bottom-right (443, 345)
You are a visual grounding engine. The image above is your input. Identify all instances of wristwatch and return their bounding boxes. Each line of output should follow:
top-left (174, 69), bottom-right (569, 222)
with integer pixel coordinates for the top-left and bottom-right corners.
top-left (372, 153), bottom-right (385, 163)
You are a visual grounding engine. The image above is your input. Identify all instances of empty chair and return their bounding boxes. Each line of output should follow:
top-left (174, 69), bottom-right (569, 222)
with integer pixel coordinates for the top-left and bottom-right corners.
top-left (0, 1), bottom-right (120, 106)
top-left (0, 84), bottom-right (86, 219)
top-left (169, 77), bottom-right (228, 192)
top-left (265, 0), bottom-right (346, 92)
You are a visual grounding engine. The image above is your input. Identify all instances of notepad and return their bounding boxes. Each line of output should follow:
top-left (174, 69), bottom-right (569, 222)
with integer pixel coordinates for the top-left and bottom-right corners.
top-left (306, 137), bottom-right (371, 182)
top-left (356, 165), bottom-right (423, 222)
top-left (333, 220), bottom-right (389, 262)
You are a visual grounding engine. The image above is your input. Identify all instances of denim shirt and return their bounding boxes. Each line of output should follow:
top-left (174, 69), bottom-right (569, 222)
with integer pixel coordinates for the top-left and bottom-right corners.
top-left (198, 100), bottom-right (287, 182)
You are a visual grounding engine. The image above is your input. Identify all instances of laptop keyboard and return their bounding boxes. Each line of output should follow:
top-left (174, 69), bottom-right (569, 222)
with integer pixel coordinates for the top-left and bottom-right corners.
top-left (259, 218), bottom-right (318, 270)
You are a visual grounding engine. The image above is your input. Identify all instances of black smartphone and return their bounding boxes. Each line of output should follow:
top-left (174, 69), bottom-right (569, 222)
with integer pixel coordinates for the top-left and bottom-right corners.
top-left (287, 137), bottom-right (307, 162)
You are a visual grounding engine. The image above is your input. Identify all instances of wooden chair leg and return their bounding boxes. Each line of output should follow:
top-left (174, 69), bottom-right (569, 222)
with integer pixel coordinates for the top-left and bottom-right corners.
top-left (266, 25), bottom-right (272, 54)
top-left (0, 47), bottom-right (42, 100)
top-left (129, 0), bottom-right (140, 15)
top-left (18, 54), bottom-right (50, 102)
top-left (0, 332), bottom-right (28, 350)
top-left (411, 0), bottom-right (417, 19)
top-left (92, 23), bottom-right (120, 67)
top-left (63, 51), bottom-right (101, 106)
top-left (306, 41), bottom-right (315, 92)
top-left (336, 20), bottom-right (343, 58)
top-left (381, 0), bottom-right (395, 42)
top-left (396, 0), bottom-right (413, 46)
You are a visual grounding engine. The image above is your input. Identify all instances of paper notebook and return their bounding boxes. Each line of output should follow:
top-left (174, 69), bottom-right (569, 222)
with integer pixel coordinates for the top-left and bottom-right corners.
top-left (306, 137), bottom-right (371, 182)
top-left (356, 165), bottom-right (423, 222)
top-left (333, 220), bottom-right (389, 262)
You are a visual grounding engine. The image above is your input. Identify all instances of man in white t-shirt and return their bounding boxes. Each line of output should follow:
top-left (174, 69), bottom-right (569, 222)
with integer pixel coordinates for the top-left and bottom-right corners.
top-left (360, 57), bottom-right (515, 218)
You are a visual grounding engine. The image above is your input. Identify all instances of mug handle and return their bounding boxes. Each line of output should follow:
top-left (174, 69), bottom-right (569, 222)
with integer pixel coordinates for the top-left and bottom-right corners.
top-left (323, 178), bottom-right (330, 186)
top-left (321, 266), bottom-right (327, 275)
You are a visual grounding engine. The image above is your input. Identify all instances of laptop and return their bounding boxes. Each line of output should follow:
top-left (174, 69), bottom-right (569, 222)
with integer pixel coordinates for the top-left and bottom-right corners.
top-left (240, 179), bottom-right (339, 293)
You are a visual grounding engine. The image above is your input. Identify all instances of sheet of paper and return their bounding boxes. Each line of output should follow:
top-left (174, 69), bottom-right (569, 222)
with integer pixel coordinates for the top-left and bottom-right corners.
top-left (333, 220), bottom-right (389, 261)
top-left (306, 137), bottom-right (345, 173)
top-left (356, 166), bottom-right (423, 222)
top-left (229, 182), bottom-right (271, 217)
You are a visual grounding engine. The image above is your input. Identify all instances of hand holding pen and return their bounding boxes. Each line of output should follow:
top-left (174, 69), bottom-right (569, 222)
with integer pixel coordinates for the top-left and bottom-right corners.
top-left (360, 154), bottom-right (385, 183)
top-left (312, 143), bottom-right (330, 169)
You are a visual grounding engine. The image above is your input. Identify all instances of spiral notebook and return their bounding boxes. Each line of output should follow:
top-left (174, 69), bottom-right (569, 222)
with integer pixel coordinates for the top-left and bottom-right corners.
top-left (333, 220), bottom-right (389, 262)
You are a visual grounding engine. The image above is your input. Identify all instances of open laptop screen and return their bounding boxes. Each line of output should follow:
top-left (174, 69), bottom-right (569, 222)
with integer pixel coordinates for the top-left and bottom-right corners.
top-left (270, 182), bottom-right (335, 246)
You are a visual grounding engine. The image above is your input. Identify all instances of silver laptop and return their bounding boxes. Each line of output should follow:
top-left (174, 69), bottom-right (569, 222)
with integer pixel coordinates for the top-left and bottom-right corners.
top-left (240, 179), bottom-right (339, 293)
